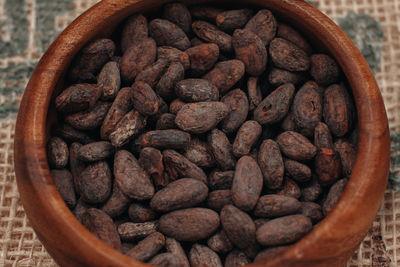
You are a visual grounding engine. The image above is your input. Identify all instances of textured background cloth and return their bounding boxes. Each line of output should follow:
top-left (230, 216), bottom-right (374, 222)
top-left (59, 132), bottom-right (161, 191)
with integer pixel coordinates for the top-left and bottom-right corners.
top-left (0, 0), bottom-right (398, 266)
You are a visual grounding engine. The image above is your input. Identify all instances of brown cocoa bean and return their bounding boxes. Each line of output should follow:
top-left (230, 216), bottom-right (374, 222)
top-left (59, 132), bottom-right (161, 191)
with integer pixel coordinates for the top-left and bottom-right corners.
top-left (138, 147), bottom-right (166, 189)
top-left (310, 54), bottom-right (340, 86)
top-left (276, 131), bottom-right (317, 161)
top-left (191, 37), bottom-right (205, 46)
top-left (175, 78), bottom-right (219, 102)
top-left (245, 9), bottom-right (277, 46)
top-left (232, 156), bottom-right (263, 211)
top-left (208, 129), bottom-right (236, 171)
top-left (203, 60), bottom-right (245, 93)
top-left (69, 142), bottom-right (85, 194)
top-left (79, 161), bottom-right (112, 204)
top-left (156, 113), bottom-right (177, 130)
top-left (185, 44), bottom-right (220, 75)
top-left (73, 198), bottom-right (91, 223)
top-left (150, 178), bottom-right (208, 212)
top-left (54, 123), bottom-right (94, 144)
top-left (207, 190), bottom-right (233, 211)
top-left (114, 150), bottom-right (155, 200)
top-left (150, 19), bottom-right (190, 51)
top-left (190, 6), bottom-right (223, 22)
top-left (126, 232), bottom-right (165, 261)
top-left (149, 253), bottom-right (183, 267)
top-left (192, 21), bottom-right (232, 53)
top-left (224, 250), bottom-right (250, 267)
top-left (165, 238), bottom-right (190, 267)
top-left (55, 84), bottom-right (101, 114)
top-left (254, 194), bottom-right (301, 218)
top-left (284, 159), bottom-right (311, 182)
top-left (292, 81), bottom-right (322, 136)
top-left (69, 39), bottom-right (115, 83)
top-left (232, 29), bottom-right (267, 76)
top-left (109, 109), bottom-right (147, 147)
top-left (189, 244), bottom-right (223, 267)
top-left (216, 9), bottom-right (253, 32)
top-left (277, 178), bottom-right (302, 199)
top-left (50, 169), bottom-right (76, 209)
top-left (247, 77), bottom-right (263, 111)
top-left (78, 141), bottom-right (114, 162)
top-left (81, 208), bottom-right (121, 250)
top-left (334, 139), bottom-right (357, 176)
top-left (128, 203), bottom-right (157, 223)
top-left (47, 137), bottom-right (69, 169)
top-left (98, 61), bottom-right (121, 100)
top-left (220, 204), bottom-right (256, 250)
top-left (221, 89), bottom-right (249, 133)
top-left (315, 148), bottom-right (341, 186)
top-left (314, 122), bottom-right (334, 149)
top-left (156, 62), bottom-right (185, 100)
top-left (254, 218), bottom-right (270, 229)
top-left (175, 102), bottom-right (229, 134)
top-left (301, 202), bottom-right (324, 223)
top-left (280, 110), bottom-right (297, 132)
top-left (118, 221), bottom-right (158, 241)
top-left (157, 46), bottom-right (190, 70)
top-left (121, 38), bottom-right (157, 83)
top-left (277, 23), bottom-right (312, 55)
top-left (323, 84), bottom-right (354, 137)
top-left (258, 140), bottom-right (284, 189)
top-left (207, 230), bottom-right (233, 254)
top-left (323, 178), bottom-right (348, 215)
top-left (135, 59), bottom-right (169, 88)
top-left (101, 181), bottom-right (130, 218)
top-left (101, 87), bottom-right (134, 140)
top-left (256, 214), bottom-right (312, 246)
top-left (253, 83), bottom-right (295, 125)
top-left (163, 2), bottom-right (192, 34)
top-left (233, 120), bottom-right (262, 157)
top-left (137, 129), bottom-right (190, 149)
top-left (65, 101), bottom-right (112, 131)
top-left (269, 38), bottom-right (310, 71)
top-left (184, 138), bottom-right (215, 168)
top-left (131, 81), bottom-right (160, 116)
top-left (159, 208), bottom-right (220, 242)
top-left (209, 170), bottom-right (234, 190)
top-left (121, 14), bottom-right (148, 53)
top-left (269, 68), bottom-right (306, 87)
top-left (163, 149), bottom-right (207, 184)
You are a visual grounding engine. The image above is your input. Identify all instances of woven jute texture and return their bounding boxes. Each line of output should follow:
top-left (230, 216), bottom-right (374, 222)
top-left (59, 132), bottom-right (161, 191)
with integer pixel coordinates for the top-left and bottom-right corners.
top-left (0, 0), bottom-right (399, 266)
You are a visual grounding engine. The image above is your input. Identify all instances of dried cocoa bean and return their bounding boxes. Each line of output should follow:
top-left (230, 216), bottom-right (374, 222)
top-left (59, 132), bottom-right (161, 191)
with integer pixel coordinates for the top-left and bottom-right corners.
top-left (207, 190), bottom-right (233, 211)
top-left (138, 147), bottom-right (166, 189)
top-left (192, 21), bottom-right (232, 53)
top-left (277, 178), bottom-right (302, 199)
top-left (268, 68), bottom-right (306, 87)
top-left (159, 208), bottom-right (220, 242)
top-left (121, 14), bottom-right (148, 53)
top-left (216, 9), bottom-right (253, 32)
top-left (157, 62), bottom-right (185, 100)
top-left (150, 19), bottom-right (190, 50)
top-left (254, 246), bottom-right (289, 263)
top-left (189, 244), bottom-right (223, 267)
top-left (65, 101), bottom-right (112, 131)
top-left (277, 23), bottom-right (312, 55)
top-left (208, 129), bottom-right (236, 171)
top-left (232, 156), bottom-right (263, 211)
top-left (78, 141), bottom-right (114, 162)
top-left (334, 139), bottom-right (357, 176)
top-left (157, 46), bottom-right (190, 70)
top-left (224, 250), bottom-right (250, 267)
top-left (169, 99), bottom-right (186, 114)
top-left (245, 9), bottom-right (277, 46)
top-left (190, 5), bottom-right (223, 22)
top-left (50, 169), bottom-right (76, 209)
top-left (156, 113), bottom-right (176, 130)
top-left (162, 2), bottom-right (192, 34)
top-left (276, 131), bottom-right (317, 161)
top-left (203, 60), bottom-right (245, 93)
top-left (301, 202), bottom-right (324, 223)
top-left (175, 78), bottom-right (219, 102)
top-left (175, 102), bottom-right (229, 134)
top-left (284, 159), bottom-right (312, 182)
top-left (54, 123), bottom-right (94, 144)
top-left (232, 29), bottom-right (267, 76)
top-left (81, 208), bottom-right (121, 250)
top-left (126, 232), bottom-right (165, 261)
top-left (131, 81), bottom-right (160, 116)
top-left (69, 142), bottom-right (85, 194)
top-left (78, 161), bottom-right (112, 204)
top-left (221, 89), bottom-right (249, 133)
top-left (256, 214), bottom-right (312, 246)
top-left (269, 38), bottom-right (310, 71)
top-left (128, 203), bottom-right (157, 223)
top-left (101, 181), bottom-right (130, 218)
top-left (47, 137), bottom-right (69, 169)
top-left (254, 194), bottom-right (301, 218)
top-left (233, 120), bottom-right (262, 157)
top-left (207, 230), bottom-right (233, 254)
top-left (315, 148), bottom-right (341, 186)
top-left (135, 59), bottom-right (169, 88)
top-left (184, 138), bottom-right (215, 168)
top-left (163, 149), bottom-right (207, 184)
top-left (258, 140), bottom-right (284, 189)
top-left (98, 61), bottom-right (121, 100)
top-left (55, 84), bottom-right (101, 114)
top-left (137, 129), bottom-right (190, 149)
top-left (149, 253), bottom-right (182, 267)
top-left (247, 77), bottom-right (262, 111)
top-left (165, 238), bottom-right (190, 267)
top-left (253, 83), bottom-right (295, 125)
top-left (109, 109), bottom-right (147, 147)
top-left (118, 221), bottom-right (158, 241)
top-left (323, 178), bottom-right (348, 215)
top-left (254, 218), bottom-right (270, 229)
top-left (114, 150), bottom-right (155, 200)
top-left (301, 177), bottom-right (322, 202)
top-left (185, 44), bottom-right (220, 75)
top-left (208, 170), bottom-right (234, 190)
top-left (310, 54), bottom-right (340, 86)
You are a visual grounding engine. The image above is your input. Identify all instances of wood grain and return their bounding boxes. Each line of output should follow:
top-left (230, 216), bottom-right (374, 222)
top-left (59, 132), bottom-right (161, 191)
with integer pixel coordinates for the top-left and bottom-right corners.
top-left (14, 0), bottom-right (390, 266)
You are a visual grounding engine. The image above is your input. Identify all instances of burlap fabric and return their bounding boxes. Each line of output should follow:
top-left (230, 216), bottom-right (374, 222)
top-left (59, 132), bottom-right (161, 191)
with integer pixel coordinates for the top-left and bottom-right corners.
top-left (0, 0), bottom-right (398, 266)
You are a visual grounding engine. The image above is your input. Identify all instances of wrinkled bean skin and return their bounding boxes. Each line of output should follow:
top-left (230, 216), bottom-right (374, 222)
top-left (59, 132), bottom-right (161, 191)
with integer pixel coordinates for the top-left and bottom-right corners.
top-left (207, 190), bottom-right (233, 211)
top-left (192, 21), bottom-right (233, 53)
top-left (65, 101), bottom-right (112, 131)
top-left (189, 244), bottom-right (223, 267)
top-left (163, 3), bottom-right (192, 34)
top-left (184, 138), bottom-right (215, 168)
top-left (157, 62), bottom-right (185, 100)
top-left (221, 89), bottom-right (249, 133)
top-left (149, 19), bottom-right (191, 51)
top-left (47, 137), bottom-right (69, 169)
top-left (269, 68), bottom-right (306, 87)
top-left (157, 46), bottom-right (191, 70)
top-left (233, 120), bottom-right (262, 157)
top-left (334, 140), bottom-right (357, 176)
top-left (98, 61), bottom-right (121, 100)
top-left (277, 23), bottom-right (312, 55)
top-left (310, 54), bottom-right (340, 86)
top-left (137, 129), bottom-right (191, 150)
top-left (126, 232), bottom-right (165, 261)
top-left (254, 195), bottom-right (301, 218)
top-left (55, 84), bottom-right (101, 114)
top-left (216, 9), bottom-right (253, 32)
top-left (175, 78), bottom-right (219, 102)
top-left (203, 60), bottom-right (245, 93)
top-left (128, 203), bottom-right (157, 223)
top-left (208, 129), bottom-right (236, 171)
top-left (109, 109), bottom-right (147, 147)
top-left (245, 9), bottom-right (277, 46)
top-left (284, 159), bottom-right (312, 182)
top-left (185, 44), bottom-right (220, 75)
top-left (79, 161), bottom-right (112, 204)
top-left (224, 250), bottom-right (250, 267)
top-left (258, 140), bottom-right (284, 190)
top-left (139, 147), bottom-right (166, 189)
top-left (269, 38), bottom-right (310, 72)
top-left (78, 141), bottom-right (114, 162)
top-left (209, 170), bottom-right (234, 190)
top-left (165, 238), bottom-right (190, 267)
top-left (207, 230), bottom-right (233, 254)
top-left (121, 14), bottom-right (148, 53)
top-left (323, 178), bottom-right (348, 215)
top-left (276, 131), bottom-right (317, 161)
top-left (135, 59), bottom-right (169, 88)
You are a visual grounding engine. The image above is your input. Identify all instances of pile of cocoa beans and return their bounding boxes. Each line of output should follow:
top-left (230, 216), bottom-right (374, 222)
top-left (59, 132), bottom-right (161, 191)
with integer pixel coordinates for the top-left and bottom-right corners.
top-left (47, 3), bottom-right (357, 266)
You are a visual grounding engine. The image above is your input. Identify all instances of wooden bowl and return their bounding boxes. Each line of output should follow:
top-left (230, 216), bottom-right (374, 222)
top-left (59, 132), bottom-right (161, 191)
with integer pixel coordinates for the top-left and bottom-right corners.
top-left (14, 0), bottom-right (390, 266)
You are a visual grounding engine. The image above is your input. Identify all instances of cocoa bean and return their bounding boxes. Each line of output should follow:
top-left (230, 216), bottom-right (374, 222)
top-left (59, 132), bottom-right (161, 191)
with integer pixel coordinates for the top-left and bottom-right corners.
top-left (98, 61), bottom-right (121, 100)
top-left (156, 113), bottom-right (177, 130)
top-left (109, 109), bottom-right (147, 147)
top-left (65, 101), bottom-right (112, 131)
top-left (157, 62), bottom-right (185, 100)
top-left (135, 59), bottom-right (169, 88)
top-left (169, 99), bottom-right (186, 115)
top-left (163, 3), bottom-right (192, 34)
top-left (208, 170), bottom-right (234, 190)
top-left (254, 194), bottom-right (301, 218)
top-left (224, 250), bottom-right (250, 267)
top-left (233, 120), bottom-right (262, 157)
top-left (150, 19), bottom-right (190, 51)
top-left (203, 60), bottom-right (245, 93)
top-left (149, 253), bottom-right (183, 267)
top-left (269, 68), bottom-right (306, 87)
top-left (269, 38), bottom-right (310, 71)
top-left (221, 89), bottom-right (249, 133)
top-left (78, 161), bottom-right (112, 204)
top-left (50, 169), bottom-right (76, 209)
top-left (247, 77), bottom-right (263, 111)
top-left (55, 84), bottom-right (101, 114)
top-left (284, 159), bottom-right (312, 182)
top-left (165, 238), bottom-right (190, 267)
top-left (184, 138), bottom-right (215, 168)
top-left (128, 203), bottom-right (157, 223)
top-left (301, 202), bottom-right (324, 223)
top-left (301, 177), bottom-right (322, 202)
top-left (216, 9), bottom-right (253, 32)
top-left (192, 21), bottom-right (232, 53)
top-left (138, 147), bottom-right (166, 189)
top-left (78, 141), bottom-right (114, 162)
top-left (185, 44), bottom-right (220, 75)
top-left (208, 129), bottom-right (236, 171)
top-left (207, 190), bottom-right (233, 211)
top-left (207, 230), bottom-right (233, 254)
top-left (118, 221), bottom-right (158, 241)
top-left (175, 78), bottom-right (219, 102)
top-left (277, 178), bottom-right (302, 199)
top-left (126, 232), bottom-right (165, 261)
top-left (54, 123), bottom-right (94, 144)
top-left (101, 181), bottom-right (130, 218)
top-left (121, 14), bottom-right (148, 53)
top-left (69, 142), bottom-right (85, 194)
top-left (276, 131), bottom-right (317, 161)
top-left (254, 246), bottom-right (289, 263)
top-left (322, 178), bottom-right (348, 215)
top-left (310, 54), bottom-right (340, 86)
top-left (245, 9), bottom-right (277, 46)
top-left (189, 244), bottom-right (223, 267)
top-left (258, 139), bottom-right (284, 189)
top-left (157, 46), bottom-right (190, 70)
top-left (277, 23), bottom-right (312, 55)
top-left (137, 129), bottom-right (190, 149)
top-left (190, 6), bottom-right (223, 22)
top-left (47, 137), bottom-right (69, 169)
top-left (334, 139), bottom-right (357, 176)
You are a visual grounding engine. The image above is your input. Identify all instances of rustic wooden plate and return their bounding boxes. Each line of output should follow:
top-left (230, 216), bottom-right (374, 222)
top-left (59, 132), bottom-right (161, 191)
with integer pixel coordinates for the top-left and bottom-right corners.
top-left (14, 0), bottom-right (390, 266)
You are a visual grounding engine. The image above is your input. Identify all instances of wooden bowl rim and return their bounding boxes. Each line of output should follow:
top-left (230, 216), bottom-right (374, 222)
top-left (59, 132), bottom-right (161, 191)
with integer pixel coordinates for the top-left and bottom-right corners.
top-left (14, 0), bottom-right (390, 266)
